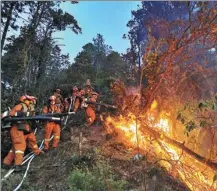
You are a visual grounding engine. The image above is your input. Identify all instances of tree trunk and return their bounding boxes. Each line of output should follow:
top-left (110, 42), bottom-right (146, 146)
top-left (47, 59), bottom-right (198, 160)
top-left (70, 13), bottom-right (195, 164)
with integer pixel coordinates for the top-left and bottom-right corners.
top-left (138, 44), bottom-right (141, 74)
top-left (35, 23), bottom-right (51, 89)
top-left (22, 2), bottom-right (46, 92)
top-left (1, 2), bottom-right (15, 53)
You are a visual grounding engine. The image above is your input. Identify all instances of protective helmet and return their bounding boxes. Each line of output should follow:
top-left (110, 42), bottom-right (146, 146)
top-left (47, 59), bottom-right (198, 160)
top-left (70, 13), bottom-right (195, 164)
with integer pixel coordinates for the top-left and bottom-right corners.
top-left (80, 89), bottom-right (85, 95)
top-left (30, 96), bottom-right (37, 105)
top-left (92, 92), bottom-right (99, 96)
top-left (72, 86), bottom-right (78, 92)
top-left (20, 95), bottom-right (27, 103)
top-left (49, 95), bottom-right (56, 105)
top-left (20, 95), bottom-right (37, 105)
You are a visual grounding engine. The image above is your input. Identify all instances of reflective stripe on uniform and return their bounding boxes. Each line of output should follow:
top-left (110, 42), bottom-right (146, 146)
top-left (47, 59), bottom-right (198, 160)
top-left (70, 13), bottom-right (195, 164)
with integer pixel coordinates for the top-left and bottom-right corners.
top-left (33, 145), bottom-right (38, 148)
top-left (15, 150), bottom-right (24, 154)
top-left (54, 136), bottom-right (60, 139)
top-left (9, 150), bottom-right (13, 153)
top-left (45, 139), bottom-right (50, 141)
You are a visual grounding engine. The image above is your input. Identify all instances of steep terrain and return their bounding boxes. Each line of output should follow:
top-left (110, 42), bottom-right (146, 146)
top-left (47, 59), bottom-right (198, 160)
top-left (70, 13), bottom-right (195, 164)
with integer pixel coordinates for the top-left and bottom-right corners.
top-left (1, 123), bottom-right (190, 191)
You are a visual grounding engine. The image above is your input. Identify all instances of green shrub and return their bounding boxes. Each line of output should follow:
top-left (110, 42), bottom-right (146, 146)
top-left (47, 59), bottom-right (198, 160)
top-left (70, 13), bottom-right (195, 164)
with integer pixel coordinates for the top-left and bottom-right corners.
top-left (67, 161), bottom-right (128, 191)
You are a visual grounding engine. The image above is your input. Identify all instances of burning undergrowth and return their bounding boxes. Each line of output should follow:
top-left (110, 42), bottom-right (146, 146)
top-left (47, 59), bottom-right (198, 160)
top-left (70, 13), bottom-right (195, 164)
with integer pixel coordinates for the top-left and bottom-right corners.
top-left (101, 100), bottom-right (217, 191)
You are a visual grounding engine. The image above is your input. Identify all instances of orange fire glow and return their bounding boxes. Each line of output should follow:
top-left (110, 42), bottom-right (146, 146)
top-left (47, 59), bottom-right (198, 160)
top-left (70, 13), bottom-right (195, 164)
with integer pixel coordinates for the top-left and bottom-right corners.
top-left (103, 101), bottom-right (217, 191)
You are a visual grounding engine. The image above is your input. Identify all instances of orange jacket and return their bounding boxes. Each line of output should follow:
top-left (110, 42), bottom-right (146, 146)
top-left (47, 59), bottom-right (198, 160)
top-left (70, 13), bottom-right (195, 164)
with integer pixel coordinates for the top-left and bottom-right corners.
top-left (85, 91), bottom-right (98, 102)
top-left (9, 103), bottom-right (28, 116)
top-left (43, 104), bottom-right (62, 114)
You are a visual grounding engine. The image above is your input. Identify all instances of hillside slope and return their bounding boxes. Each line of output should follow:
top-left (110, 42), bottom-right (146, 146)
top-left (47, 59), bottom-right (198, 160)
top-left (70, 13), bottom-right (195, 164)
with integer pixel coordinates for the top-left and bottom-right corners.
top-left (1, 125), bottom-right (190, 191)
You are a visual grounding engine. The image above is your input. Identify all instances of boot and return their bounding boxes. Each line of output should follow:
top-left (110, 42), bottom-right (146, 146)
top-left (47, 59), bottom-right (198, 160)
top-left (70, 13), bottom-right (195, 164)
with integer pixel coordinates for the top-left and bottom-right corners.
top-left (51, 147), bottom-right (58, 156)
top-left (43, 149), bottom-right (48, 153)
top-left (51, 147), bottom-right (57, 152)
top-left (1, 163), bottom-right (12, 170)
top-left (37, 150), bottom-right (45, 156)
top-left (14, 165), bottom-right (23, 172)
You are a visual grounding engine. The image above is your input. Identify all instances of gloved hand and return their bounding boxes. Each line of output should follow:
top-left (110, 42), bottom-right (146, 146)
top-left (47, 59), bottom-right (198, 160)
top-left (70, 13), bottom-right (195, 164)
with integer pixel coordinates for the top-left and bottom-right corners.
top-left (81, 101), bottom-right (88, 108)
top-left (84, 98), bottom-right (89, 102)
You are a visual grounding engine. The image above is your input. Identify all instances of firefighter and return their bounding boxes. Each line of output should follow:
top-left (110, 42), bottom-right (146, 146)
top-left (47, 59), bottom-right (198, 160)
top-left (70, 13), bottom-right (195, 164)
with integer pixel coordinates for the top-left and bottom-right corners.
top-left (76, 88), bottom-right (86, 111)
top-left (2, 95), bottom-right (43, 172)
top-left (108, 78), bottom-right (126, 111)
top-left (64, 86), bottom-right (81, 112)
top-left (43, 95), bottom-right (62, 152)
top-left (53, 88), bottom-right (64, 112)
top-left (82, 79), bottom-right (99, 127)
top-left (73, 86), bottom-right (82, 112)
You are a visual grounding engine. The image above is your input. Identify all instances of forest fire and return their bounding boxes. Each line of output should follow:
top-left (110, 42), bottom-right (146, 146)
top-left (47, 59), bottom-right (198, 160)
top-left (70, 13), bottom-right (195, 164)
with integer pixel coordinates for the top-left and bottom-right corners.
top-left (103, 101), bottom-right (217, 191)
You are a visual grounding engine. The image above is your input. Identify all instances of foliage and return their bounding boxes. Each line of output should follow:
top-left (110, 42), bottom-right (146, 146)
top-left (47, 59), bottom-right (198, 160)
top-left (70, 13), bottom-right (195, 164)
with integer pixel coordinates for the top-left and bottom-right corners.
top-left (0, 171), bottom-right (40, 191)
top-left (67, 160), bottom-right (128, 191)
top-left (177, 95), bottom-right (217, 135)
top-left (1, 1), bottom-right (81, 109)
top-left (125, 1), bottom-right (217, 98)
top-left (124, 2), bottom-right (188, 73)
top-left (58, 34), bottom-right (128, 98)
top-left (2, 1), bottom-right (217, 135)
top-left (1, 1), bottom-right (30, 51)
top-left (121, 1), bottom-right (217, 139)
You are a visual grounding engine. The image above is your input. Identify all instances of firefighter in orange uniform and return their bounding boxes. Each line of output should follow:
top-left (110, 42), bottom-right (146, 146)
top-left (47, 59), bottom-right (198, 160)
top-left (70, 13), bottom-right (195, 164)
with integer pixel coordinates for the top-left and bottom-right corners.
top-left (64, 86), bottom-right (81, 113)
top-left (43, 95), bottom-right (62, 152)
top-left (82, 79), bottom-right (99, 126)
top-left (53, 88), bottom-right (64, 112)
top-left (73, 87), bottom-right (83, 112)
top-left (3, 95), bottom-right (42, 172)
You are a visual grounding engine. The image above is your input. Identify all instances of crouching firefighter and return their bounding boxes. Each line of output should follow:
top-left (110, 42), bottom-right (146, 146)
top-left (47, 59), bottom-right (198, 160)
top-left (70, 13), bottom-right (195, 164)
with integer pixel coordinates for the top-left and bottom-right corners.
top-left (43, 95), bottom-right (62, 152)
top-left (2, 95), bottom-right (43, 172)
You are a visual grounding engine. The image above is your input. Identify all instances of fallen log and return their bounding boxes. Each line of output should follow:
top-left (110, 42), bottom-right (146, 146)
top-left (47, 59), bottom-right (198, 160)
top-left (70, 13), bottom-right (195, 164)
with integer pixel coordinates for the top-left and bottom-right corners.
top-left (102, 113), bottom-right (217, 190)
top-left (140, 124), bottom-right (217, 171)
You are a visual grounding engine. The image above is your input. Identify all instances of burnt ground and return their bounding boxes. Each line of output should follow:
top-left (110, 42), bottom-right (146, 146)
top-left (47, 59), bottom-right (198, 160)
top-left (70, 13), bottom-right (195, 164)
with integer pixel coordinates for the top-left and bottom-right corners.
top-left (1, 123), bottom-right (190, 191)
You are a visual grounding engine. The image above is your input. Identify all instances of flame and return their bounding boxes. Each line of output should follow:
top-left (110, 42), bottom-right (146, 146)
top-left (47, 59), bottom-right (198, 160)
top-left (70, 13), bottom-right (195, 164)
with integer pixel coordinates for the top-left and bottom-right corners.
top-left (151, 99), bottom-right (158, 110)
top-left (103, 100), bottom-right (217, 191)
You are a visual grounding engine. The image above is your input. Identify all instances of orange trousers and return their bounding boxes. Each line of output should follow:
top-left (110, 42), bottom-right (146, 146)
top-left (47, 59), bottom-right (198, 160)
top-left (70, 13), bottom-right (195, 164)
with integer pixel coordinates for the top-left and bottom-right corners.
top-left (3, 125), bottom-right (40, 166)
top-left (86, 106), bottom-right (96, 125)
top-left (44, 122), bottom-right (60, 150)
